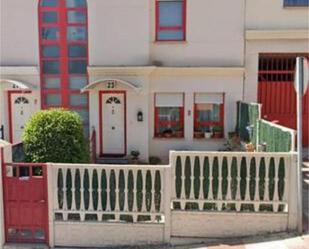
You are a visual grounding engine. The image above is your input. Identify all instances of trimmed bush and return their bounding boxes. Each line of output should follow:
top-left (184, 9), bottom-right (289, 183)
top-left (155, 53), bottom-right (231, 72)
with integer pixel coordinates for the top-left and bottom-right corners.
top-left (23, 108), bottom-right (89, 163)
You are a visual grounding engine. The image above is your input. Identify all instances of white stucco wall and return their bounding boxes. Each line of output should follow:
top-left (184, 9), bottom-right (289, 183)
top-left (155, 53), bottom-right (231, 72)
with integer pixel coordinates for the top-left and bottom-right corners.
top-left (88, 0), bottom-right (151, 66)
top-left (0, 0), bottom-right (39, 66)
top-left (150, 0), bottom-right (245, 67)
top-left (0, 67), bottom-right (41, 142)
top-left (149, 73), bottom-right (244, 161)
top-left (88, 75), bottom-right (150, 162)
top-left (246, 0), bottom-right (309, 30)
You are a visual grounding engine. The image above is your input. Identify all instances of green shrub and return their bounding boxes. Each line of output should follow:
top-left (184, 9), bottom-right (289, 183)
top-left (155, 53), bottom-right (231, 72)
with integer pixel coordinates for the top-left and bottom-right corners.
top-left (23, 108), bottom-right (89, 163)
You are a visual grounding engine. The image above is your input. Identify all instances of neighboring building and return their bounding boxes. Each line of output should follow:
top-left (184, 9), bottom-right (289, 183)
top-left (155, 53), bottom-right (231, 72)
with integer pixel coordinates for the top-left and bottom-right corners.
top-left (0, 0), bottom-right (308, 162)
top-left (244, 0), bottom-right (309, 144)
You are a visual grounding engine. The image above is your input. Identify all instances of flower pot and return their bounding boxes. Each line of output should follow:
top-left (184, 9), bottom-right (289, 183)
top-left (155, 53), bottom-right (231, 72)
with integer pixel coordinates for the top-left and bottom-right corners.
top-left (213, 132), bottom-right (223, 138)
top-left (194, 132), bottom-right (204, 138)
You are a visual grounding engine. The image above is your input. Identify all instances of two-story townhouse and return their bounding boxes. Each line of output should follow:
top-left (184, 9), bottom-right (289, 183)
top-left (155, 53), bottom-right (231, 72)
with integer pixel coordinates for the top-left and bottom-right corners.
top-left (244, 0), bottom-right (309, 145)
top-left (0, 0), bottom-right (245, 162)
top-left (0, 0), bottom-right (308, 163)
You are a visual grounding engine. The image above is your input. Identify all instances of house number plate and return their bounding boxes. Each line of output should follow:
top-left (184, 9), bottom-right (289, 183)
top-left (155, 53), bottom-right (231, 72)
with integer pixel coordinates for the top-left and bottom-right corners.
top-left (107, 80), bottom-right (117, 89)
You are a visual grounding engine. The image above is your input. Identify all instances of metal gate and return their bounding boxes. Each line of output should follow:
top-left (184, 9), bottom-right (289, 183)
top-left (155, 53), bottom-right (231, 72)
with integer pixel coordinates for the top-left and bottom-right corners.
top-left (2, 163), bottom-right (49, 244)
top-left (258, 53), bottom-right (309, 146)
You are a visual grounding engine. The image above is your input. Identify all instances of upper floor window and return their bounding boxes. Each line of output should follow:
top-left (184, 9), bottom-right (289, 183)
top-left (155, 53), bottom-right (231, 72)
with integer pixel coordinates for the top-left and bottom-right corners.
top-left (284, 0), bottom-right (309, 6)
top-left (156, 0), bottom-right (186, 41)
top-left (39, 0), bottom-right (89, 135)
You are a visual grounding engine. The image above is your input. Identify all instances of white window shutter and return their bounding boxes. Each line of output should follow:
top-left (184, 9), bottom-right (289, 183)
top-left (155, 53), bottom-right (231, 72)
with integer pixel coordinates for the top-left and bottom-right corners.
top-left (195, 93), bottom-right (223, 104)
top-left (155, 93), bottom-right (183, 107)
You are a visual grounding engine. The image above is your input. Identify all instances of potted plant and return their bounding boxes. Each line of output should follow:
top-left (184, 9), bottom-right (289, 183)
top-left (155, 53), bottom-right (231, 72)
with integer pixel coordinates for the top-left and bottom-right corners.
top-left (131, 150), bottom-right (140, 162)
top-left (163, 129), bottom-right (173, 138)
top-left (175, 129), bottom-right (184, 138)
top-left (204, 126), bottom-right (212, 139)
top-left (212, 125), bottom-right (223, 138)
top-left (194, 129), bottom-right (204, 139)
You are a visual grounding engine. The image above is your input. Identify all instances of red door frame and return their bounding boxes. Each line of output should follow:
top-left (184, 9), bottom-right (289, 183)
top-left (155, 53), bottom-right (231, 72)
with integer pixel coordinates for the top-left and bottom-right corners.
top-left (99, 91), bottom-right (127, 157)
top-left (2, 161), bottom-right (49, 245)
top-left (7, 90), bottom-right (32, 144)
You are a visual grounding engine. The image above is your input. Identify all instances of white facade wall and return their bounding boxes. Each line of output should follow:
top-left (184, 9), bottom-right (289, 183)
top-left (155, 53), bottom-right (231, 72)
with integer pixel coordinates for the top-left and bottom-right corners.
top-left (246, 0), bottom-right (309, 30)
top-left (0, 0), bottom-right (39, 66)
top-left (88, 0), bottom-right (151, 66)
top-left (150, 0), bottom-right (245, 67)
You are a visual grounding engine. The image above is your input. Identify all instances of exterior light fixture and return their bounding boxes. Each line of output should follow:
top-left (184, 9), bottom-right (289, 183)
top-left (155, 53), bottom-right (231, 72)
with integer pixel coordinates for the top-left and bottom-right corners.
top-left (137, 110), bottom-right (143, 122)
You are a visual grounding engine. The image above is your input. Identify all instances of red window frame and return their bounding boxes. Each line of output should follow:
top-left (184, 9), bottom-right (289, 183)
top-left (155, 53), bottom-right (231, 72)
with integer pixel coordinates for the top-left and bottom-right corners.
top-left (38, 0), bottom-right (89, 128)
top-left (155, 0), bottom-right (187, 41)
top-left (154, 93), bottom-right (185, 138)
top-left (193, 93), bottom-right (225, 139)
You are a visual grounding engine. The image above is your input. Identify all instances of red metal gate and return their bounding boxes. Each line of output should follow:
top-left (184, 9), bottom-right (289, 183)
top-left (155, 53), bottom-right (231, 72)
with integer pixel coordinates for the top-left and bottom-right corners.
top-left (258, 53), bottom-right (309, 146)
top-left (2, 163), bottom-right (49, 244)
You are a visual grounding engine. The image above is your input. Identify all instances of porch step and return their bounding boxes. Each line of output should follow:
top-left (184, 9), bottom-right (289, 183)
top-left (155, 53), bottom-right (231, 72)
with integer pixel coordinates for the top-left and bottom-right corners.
top-left (4, 243), bottom-right (49, 249)
top-left (96, 157), bottom-right (129, 164)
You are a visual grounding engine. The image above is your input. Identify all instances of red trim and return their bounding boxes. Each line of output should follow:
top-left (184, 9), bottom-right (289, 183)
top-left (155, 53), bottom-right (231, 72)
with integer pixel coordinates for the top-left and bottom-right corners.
top-left (7, 90), bottom-right (32, 144)
top-left (2, 162), bottom-right (49, 245)
top-left (155, 0), bottom-right (187, 41)
top-left (154, 93), bottom-right (185, 138)
top-left (193, 93), bottom-right (225, 139)
top-left (38, 0), bottom-right (89, 122)
top-left (99, 91), bottom-right (127, 157)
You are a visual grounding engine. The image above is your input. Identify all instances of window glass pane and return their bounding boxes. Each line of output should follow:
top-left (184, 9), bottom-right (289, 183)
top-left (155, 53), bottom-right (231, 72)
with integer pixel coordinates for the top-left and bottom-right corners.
top-left (67, 27), bottom-right (87, 41)
top-left (44, 77), bottom-right (61, 89)
top-left (42, 12), bottom-right (58, 23)
top-left (69, 94), bottom-right (88, 106)
top-left (68, 45), bottom-right (87, 57)
top-left (43, 61), bottom-right (60, 74)
top-left (42, 27), bottom-right (59, 40)
top-left (196, 104), bottom-right (220, 122)
top-left (68, 60), bottom-right (87, 74)
top-left (45, 94), bottom-right (61, 106)
top-left (67, 11), bottom-right (86, 23)
top-left (284, 0), bottom-right (309, 6)
top-left (69, 76), bottom-right (87, 89)
top-left (158, 107), bottom-right (181, 121)
top-left (73, 109), bottom-right (89, 123)
top-left (157, 30), bottom-right (184, 41)
top-left (40, 0), bottom-right (58, 7)
top-left (66, 0), bottom-right (87, 7)
top-left (42, 45), bottom-right (60, 58)
top-left (159, 1), bottom-right (183, 27)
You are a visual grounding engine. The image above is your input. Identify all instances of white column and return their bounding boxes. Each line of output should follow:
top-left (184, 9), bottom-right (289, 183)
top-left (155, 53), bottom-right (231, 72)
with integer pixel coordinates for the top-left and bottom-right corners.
top-left (163, 166), bottom-right (171, 243)
top-left (288, 154), bottom-right (298, 231)
top-left (47, 163), bottom-right (55, 248)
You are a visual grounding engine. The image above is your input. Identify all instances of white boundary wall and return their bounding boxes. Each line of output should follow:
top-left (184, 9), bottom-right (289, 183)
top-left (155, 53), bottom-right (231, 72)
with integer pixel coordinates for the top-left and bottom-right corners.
top-left (170, 151), bottom-right (298, 238)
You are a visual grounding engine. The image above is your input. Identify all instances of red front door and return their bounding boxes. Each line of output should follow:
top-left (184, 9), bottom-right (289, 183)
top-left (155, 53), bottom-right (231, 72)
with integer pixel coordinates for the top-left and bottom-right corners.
top-left (3, 163), bottom-right (49, 244)
top-left (258, 53), bottom-right (309, 146)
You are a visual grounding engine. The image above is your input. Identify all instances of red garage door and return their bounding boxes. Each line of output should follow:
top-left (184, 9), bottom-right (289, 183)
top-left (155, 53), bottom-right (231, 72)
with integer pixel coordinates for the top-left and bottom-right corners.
top-left (258, 53), bottom-right (309, 146)
top-left (2, 163), bottom-right (49, 244)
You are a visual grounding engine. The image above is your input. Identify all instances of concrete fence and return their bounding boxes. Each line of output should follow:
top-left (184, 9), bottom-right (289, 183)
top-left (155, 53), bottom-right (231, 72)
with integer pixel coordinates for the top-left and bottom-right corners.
top-left (170, 151), bottom-right (298, 237)
top-left (49, 163), bottom-right (171, 247)
top-left (0, 144), bottom-right (300, 247)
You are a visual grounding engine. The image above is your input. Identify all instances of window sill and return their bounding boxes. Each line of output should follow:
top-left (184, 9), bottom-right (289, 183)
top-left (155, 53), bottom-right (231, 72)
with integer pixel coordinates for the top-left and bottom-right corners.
top-left (153, 137), bottom-right (185, 140)
top-left (153, 40), bottom-right (187, 45)
top-left (194, 137), bottom-right (226, 141)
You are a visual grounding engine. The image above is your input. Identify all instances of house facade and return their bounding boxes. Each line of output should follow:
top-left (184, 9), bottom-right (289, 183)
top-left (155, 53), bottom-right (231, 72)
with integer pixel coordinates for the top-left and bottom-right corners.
top-left (0, 0), bottom-right (308, 162)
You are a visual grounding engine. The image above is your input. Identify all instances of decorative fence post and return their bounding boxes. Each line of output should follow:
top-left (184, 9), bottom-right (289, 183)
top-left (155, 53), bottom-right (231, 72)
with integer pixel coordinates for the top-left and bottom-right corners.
top-left (163, 159), bottom-right (172, 243)
top-left (288, 153), bottom-right (299, 231)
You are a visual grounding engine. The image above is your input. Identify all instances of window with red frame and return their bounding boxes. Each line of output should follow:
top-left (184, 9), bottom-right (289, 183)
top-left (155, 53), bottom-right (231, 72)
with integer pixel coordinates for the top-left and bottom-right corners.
top-left (154, 93), bottom-right (184, 138)
top-left (156, 0), bottom-right (186, 41)
top-left (39, 0), bottom-right (89, 135)
top-left (194, 93), bottom-right (224, 139)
